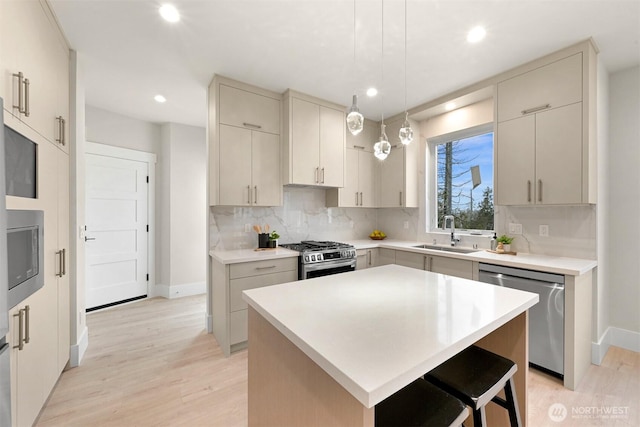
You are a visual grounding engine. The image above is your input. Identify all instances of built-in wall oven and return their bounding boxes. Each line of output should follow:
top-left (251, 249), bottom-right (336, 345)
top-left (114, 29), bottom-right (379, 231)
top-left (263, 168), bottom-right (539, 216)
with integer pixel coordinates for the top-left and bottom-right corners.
top-left (1, 96), bottom-right (12, 427)
top-left (279, 241), bottom-right (357, 280)
top-left (478, 263), bottom-right (565, 378)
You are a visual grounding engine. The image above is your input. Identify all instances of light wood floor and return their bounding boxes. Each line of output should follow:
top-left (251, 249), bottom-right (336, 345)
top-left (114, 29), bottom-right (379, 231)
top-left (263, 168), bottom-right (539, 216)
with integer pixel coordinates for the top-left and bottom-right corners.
top-left (36, 295), bottom-right (639, 427)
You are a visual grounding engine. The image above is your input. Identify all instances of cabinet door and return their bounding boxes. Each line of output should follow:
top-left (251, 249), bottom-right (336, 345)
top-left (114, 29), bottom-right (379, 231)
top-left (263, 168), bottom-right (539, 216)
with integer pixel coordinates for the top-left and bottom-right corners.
top-left (346, 120), bottom-right (376, 151)
top-left (219, 124), bottom-right (252, 206)
top-left (497, 53), bottom-right (582, 122)
top-left (429, 256), bottom-right (473, 279)
top-left (251, 131), bottom-right (281, 206)
top-left (291, 98), bottom-right (320, 185)
top-left (356, 249), bottom-right (368, 270)
top-left (377, 248), bottom-right (396, 266)
top-left (53, 39), bottom-right (70, 154)
top-left (535, 103), bottom-right (583, 205)
top-left (319, 106), bottom-right (345, 187)
top-left (359, 150), bottom-right (377, 207)
top-left (57, 151), bottom-right (70, 372)
top-left (378, 147), bottom-right (404, 207)
top-left (395, 250), bottom-right (425, 270)
top-left (340, 148), bottom-right (359, 207)
top-left (219, 84), bottom-right (280, 135)
top-left (496, 116), bottom-right (536, 205)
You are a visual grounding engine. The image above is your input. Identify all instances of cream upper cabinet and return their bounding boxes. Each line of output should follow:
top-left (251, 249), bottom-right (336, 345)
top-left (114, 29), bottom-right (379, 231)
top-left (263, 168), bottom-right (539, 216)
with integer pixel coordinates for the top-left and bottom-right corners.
top-left (283, 90), bottom-right (346, 188)
top-left (0, 0), bottom-right (69, 148)
top-left (209, 76), bottom-right (282, 206)
top-left (326, 147), bottom-right (377, 208)
top-left (496, 47), bottom-right (595, 205)
top-left (377, 117), bottom-right (419, 208)
top-left (497, 53), bottom-right (582, 123)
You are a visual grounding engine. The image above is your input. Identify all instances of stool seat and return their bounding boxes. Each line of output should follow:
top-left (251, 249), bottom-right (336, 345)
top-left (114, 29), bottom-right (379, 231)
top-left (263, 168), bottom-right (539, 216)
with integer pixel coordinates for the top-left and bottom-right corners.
top-left (424, 345), bottom-right (521, 427)
top-left (375, 378), bottom-right (468, 427)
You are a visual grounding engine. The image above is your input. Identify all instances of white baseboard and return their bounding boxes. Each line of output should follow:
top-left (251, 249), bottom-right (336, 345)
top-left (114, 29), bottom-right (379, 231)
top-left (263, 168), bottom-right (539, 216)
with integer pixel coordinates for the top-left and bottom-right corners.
top-left (69, 326), bottom-right (89, 367)
top-left (151, 281), bottom-right (206, 299)
top-left (592, 326), bottom-right (640, 365)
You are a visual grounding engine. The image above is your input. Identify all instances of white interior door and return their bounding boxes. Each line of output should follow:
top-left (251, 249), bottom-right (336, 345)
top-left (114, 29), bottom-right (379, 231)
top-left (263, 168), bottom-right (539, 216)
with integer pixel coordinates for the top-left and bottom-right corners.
top-left (85, 152), bottom-right (149, 309)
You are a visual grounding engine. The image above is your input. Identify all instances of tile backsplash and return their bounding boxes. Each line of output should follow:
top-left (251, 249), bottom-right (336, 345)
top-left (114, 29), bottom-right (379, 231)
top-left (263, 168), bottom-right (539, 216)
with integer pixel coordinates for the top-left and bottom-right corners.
top-left (210, 187), bottom-right (377, 250)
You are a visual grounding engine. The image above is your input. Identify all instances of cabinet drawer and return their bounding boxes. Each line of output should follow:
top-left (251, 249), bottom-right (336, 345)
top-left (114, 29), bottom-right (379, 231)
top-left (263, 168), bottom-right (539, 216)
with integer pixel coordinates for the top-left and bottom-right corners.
top-left (229, 257), bottom-right (297, 279)
top-left (430, 256), bottom-right (473, 280)
top-left (230, 270), bottom-right (297, 312)
top-left (396, 250), bottom-right (425, 270)
top-left (497, 53), bottom-right (582, 122)
top-left (219, 84), bottom-right (280, 134)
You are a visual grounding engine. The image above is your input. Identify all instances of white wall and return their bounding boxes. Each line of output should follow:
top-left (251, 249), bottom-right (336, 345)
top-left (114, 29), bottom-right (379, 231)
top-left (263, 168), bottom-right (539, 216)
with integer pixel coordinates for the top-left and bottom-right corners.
top-left (608, 66), bottom-right (640, 335)
top-left (85, 106), bottom-right (161, 154)
top-left (162, 123), bottom-right (207, 296)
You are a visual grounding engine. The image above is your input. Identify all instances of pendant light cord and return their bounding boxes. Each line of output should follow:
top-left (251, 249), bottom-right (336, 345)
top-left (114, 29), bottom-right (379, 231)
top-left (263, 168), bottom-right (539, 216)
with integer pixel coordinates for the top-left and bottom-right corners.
top-left (381, 0), bottom-right (384, 125)
top-left (404, 0), bottom-right (407, 112)
top-left (353, 0), bottom-right (356, 92)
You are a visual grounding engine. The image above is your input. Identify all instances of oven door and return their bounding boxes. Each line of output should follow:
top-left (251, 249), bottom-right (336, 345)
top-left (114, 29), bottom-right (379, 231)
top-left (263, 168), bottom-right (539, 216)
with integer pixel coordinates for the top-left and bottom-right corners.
top-left (302, 258), bottom-right (356, 280)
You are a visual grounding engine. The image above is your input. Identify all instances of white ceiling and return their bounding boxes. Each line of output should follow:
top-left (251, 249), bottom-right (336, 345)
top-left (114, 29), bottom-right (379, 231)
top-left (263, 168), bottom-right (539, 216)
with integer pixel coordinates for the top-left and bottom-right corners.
top-left (49, 0), bottom-right (640, 128)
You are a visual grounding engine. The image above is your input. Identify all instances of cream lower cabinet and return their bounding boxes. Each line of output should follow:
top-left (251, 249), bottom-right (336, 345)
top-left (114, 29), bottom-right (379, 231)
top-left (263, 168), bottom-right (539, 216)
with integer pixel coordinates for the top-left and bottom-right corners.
top-left (326, 147), bottom-right (377, 208)
top-left (377, 248), bottom-right (396, 266)
top-left (7, 135), bottom-right (69, 427)
top-left (395, 250), bottom-right (473, 279)
top-left (211, 257), bottom-right (297, 356)
top-left (218, 124), bottom-right (281, 206)
top-left (356, 248), bottom-right (378, 270)
top-left (283, 91), bottom-right (345, 188)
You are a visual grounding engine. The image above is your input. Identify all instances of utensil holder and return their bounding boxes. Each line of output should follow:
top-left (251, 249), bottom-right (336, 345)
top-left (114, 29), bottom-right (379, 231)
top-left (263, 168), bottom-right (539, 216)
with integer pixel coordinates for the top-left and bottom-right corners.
top-left (258, 233), bottom-right (270, 248)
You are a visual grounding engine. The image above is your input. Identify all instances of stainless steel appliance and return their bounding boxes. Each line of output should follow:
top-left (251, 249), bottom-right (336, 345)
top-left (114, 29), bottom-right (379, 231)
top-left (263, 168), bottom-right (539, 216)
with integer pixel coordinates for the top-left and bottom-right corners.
top-left (478, 263), bottom-right (564, 378)
top-left (279, 241), bottom-right (357, 280)
top-left (1, 96), bottom-right (12, 427)
top-left (6, 210), bottom-right (44, 309)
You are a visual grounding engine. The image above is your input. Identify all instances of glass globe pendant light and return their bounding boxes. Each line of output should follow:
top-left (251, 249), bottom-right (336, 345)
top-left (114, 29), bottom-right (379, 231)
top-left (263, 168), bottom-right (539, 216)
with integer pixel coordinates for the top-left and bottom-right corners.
top-left (347, 95), bottom-right (364, 135)
top-left (374, 121), bottom-right (391, 160)
top-left (346, 0), bottom-right (364, 136)
top-left (398, 0), bottom-right (413, 145)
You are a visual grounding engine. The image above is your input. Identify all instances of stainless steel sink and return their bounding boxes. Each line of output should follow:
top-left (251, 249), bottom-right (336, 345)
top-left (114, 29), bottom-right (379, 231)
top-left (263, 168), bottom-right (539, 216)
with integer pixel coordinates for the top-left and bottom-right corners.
top-left (412, 244), bottom-right (479, 254)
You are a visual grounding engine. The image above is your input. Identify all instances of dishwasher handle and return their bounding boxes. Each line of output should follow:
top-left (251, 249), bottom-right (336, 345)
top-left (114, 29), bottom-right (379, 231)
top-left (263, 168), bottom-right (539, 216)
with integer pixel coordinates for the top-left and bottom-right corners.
top-left (479, 263), bottom-right (564, 284)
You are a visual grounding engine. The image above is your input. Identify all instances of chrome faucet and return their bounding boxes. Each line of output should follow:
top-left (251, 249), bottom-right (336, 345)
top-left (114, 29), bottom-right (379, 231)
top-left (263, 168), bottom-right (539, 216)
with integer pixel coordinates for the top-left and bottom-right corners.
top-left (444, 215), bottom-right (460, 246)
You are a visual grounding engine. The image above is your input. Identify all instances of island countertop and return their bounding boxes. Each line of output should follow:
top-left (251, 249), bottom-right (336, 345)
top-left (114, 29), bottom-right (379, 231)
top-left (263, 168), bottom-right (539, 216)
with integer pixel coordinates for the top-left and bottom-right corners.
top-left (242, 264), bottom-right (539, 408)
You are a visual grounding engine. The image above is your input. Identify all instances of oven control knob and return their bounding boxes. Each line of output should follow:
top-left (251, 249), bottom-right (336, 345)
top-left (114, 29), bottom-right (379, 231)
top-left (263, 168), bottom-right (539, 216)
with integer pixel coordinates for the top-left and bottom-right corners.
top-left (317, 254), bottom-right (323, 261)
top-left (305, 255), bottom-right (310, 262)
top-left (311, 255), bottom-right (316, 262)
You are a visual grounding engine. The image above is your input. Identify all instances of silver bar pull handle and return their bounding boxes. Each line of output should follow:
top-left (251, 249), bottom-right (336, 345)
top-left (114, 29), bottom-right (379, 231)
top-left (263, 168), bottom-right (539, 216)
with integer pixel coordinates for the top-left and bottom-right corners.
top-left (538, 179), bottom-right (543, 202)
top-left (353, 145), bottom-right (365, 150)
top-left (13, 72), bottom-right (24, 113)
top-left (527, 180), bottom-right (532, 202)
top-left (423, 256), bottom-right (427, 270)
top-left (247, 185), bottom-right (251, 204)
top-left (321, 167), bottom-right (325, 184)
top-left (13, 309), bottom-right (24, 350)
top-left (359, 192), bottom-right (363, 206)
top-left (242, 122), bottom-right (262, 129)
top-left (254, 186), bottom-right (258, 204)
top-left (56, 250), bottom-right (63, 277)
top-left (85, 236), bottom-right (96, 242)
top-left (255, 265), bottom-right (277, 270)
top-left (399, 191), bottom-right (403, 206)
top-left (56, 116), bottom-right (63, 144)
top-left (62, 248), bottom-right (66, 276)
top-left (24, 305), bottom-right (30, 344)
top-left (24, 78), bottom-right (30, 117)
top-left (355, 192), bottom-right (359, 205)
top-left (367, 250), bottom-right (371, 266)
top-left (521, 104), bottom-right (551, 115)
top-left (62, 117), bottom-right (66, 145)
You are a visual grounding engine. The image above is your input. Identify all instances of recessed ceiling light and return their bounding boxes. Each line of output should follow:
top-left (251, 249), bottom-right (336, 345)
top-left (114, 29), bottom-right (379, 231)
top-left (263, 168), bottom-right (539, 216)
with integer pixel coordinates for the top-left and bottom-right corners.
top-left (154, 94), bottom-right (167, 103)
top-left (159, 4), bottom-right (180, 23)
top-left (366, 87), bottom-right (378, 97)
top-left (467, 26), bottom-right (486, 43)
top-left (445, 102), bottom-right (456, 111)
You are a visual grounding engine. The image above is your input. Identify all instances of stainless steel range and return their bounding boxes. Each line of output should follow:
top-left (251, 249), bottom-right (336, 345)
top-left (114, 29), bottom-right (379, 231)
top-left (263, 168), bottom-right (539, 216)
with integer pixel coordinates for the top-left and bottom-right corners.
top-left (279, 241), bottom-right (357, 280)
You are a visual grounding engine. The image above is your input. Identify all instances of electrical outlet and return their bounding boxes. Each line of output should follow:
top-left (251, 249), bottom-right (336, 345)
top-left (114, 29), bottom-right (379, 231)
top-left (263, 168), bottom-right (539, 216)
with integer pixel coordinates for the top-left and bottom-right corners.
top-left (403, 221), bottom-right (409, 229)
top-left (539, 225), bottom-right (549, 237)
top-left (509, 223), bottom-right (523, 235)
top-left (244, 223), bottom-right (251, 232)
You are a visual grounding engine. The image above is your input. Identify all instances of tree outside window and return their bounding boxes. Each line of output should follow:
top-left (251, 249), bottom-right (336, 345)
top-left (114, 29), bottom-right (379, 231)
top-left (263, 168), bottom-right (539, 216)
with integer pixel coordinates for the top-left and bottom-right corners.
top-left (436, 132), bottom-right (494, 230)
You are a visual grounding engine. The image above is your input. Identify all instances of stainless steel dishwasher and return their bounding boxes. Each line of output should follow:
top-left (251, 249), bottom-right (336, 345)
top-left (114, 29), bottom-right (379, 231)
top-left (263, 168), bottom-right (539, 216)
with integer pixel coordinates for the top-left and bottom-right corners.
top-left (478, 263), bottom-right (564, 378)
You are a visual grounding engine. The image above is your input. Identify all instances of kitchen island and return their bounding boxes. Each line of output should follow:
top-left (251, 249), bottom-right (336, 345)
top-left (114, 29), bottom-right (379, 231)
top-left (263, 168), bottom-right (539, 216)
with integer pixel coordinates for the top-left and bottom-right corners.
top-left (243, 264), bottom-right (539, 426)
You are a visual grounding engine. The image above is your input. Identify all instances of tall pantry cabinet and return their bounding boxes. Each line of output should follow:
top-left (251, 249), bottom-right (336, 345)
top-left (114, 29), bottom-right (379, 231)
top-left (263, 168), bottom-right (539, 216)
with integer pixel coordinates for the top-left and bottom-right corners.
top-left (1, 1), bottom-right (71, 426)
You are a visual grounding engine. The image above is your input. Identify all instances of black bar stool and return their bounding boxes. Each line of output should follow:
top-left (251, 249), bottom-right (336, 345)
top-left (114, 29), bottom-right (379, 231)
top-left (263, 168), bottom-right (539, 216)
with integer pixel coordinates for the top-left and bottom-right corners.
top-left (424, 345), bottom-right (521, 427)
top-left (375, 378), bottom-right (468, 427)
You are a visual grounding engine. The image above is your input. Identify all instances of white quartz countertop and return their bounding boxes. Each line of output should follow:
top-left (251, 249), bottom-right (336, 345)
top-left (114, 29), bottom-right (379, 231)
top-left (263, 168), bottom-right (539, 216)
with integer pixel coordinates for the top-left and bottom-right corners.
top-left (209, 247), bottom-right (299, 264)
top-left (345, 239), bottom-right (597, 276)
top-left (242, 264), bottom-right (539, 408)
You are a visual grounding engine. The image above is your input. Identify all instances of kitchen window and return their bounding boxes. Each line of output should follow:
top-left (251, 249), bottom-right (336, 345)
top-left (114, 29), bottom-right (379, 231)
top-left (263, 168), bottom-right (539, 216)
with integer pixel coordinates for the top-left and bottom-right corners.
top-left (427, 123), bottom-right (494, 232)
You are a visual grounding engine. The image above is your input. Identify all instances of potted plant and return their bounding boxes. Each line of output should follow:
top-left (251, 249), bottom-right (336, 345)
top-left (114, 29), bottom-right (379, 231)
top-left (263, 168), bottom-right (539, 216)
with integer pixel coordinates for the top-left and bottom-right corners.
top-left (496, 235), bottom-right (514, 253)
top-left (268, 231), bottom-right (280, 248)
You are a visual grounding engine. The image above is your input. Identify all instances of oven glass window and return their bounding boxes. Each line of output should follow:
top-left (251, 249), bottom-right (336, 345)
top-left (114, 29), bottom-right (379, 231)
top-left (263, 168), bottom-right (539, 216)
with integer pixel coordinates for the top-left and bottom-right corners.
top-left (306, 264), bottom-right (355, 280)
top-left (7, 226), bottom-right (39, 290)
top-left (4, 125), bottom-right (37, 199)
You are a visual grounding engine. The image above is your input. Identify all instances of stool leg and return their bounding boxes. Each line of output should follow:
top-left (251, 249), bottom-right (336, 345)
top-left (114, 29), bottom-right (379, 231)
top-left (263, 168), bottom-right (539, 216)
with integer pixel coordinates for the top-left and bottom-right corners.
top-left (504, 377), bottom-right (522, 427)
top-left (472, 407), bottom-right (487, 427)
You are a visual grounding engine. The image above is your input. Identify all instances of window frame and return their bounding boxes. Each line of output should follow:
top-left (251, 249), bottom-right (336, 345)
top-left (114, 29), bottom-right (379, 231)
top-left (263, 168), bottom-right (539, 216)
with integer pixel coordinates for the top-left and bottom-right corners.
top-left (426, 122), bottom-right (494, 234)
